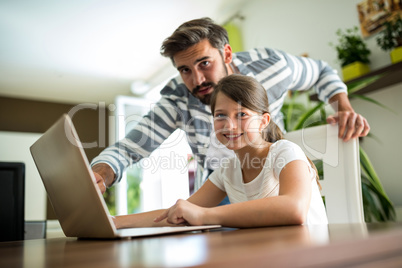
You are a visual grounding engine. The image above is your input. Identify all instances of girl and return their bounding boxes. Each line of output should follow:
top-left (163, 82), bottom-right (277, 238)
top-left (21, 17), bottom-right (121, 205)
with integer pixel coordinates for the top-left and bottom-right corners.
top-left (113, 74), bottom-right (328, 228)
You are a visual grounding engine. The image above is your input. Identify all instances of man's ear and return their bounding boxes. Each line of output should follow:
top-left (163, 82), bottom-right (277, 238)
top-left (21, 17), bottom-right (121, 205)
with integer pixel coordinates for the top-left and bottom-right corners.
top-left (223, 44), bottom-right (233, 64)
top-left (260, 113), bottom-right (271, 132)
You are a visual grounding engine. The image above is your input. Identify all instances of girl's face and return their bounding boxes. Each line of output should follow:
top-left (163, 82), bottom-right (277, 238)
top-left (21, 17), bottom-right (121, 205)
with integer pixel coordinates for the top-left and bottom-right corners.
top-left (213, 92), bottom-right (269, 151)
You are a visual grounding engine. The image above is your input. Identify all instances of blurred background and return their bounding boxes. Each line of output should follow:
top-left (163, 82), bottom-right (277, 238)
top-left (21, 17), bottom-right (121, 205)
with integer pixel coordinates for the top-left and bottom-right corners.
top-left (1, 0), bottom-right (401, 228)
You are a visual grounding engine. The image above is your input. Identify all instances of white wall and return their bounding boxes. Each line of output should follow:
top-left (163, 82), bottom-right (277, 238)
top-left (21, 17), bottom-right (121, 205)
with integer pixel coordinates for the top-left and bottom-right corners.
top-left (238, 0), bottom-right (402, 208)
top-left (240, 0), bottom-right (392, 75)
top-left (0, 131), bottom-right (47, 221)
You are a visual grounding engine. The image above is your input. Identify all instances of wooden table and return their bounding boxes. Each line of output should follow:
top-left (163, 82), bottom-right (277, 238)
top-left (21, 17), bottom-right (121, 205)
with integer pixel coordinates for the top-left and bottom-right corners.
top-left (1, 223), bottom-right (402, 267)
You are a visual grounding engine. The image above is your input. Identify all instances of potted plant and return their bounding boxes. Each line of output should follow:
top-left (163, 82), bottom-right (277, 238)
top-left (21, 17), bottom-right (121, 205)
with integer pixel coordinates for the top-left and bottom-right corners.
top-left (376, 14), bottom-right (402, 64)
top-left (331, 26), bottom-right (371, 82)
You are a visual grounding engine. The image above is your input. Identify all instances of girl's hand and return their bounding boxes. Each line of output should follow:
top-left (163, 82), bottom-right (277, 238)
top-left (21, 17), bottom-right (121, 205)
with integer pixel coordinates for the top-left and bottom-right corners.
top-left (154, 199), bottom-right (206, 226)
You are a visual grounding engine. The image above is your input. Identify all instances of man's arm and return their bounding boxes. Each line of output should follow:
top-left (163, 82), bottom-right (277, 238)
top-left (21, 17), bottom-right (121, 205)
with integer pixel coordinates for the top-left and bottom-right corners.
top-left (92, 163), bottom-right (116, 194)
top-left (278, 50), bottom-right (370, 141)
top-left (327, 92), bottom-right (370, 142)
top-left (90, 80), bottom-right (187, 192)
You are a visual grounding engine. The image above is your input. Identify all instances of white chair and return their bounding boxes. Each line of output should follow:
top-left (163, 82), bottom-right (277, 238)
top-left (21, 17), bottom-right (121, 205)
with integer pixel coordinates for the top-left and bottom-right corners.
top-left (284, 124), bottom-right (364, 223)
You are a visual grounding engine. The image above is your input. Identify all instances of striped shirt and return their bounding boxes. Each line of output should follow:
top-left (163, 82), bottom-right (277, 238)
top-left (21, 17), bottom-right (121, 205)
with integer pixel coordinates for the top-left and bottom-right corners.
top-left (91, 47), bottom-right (347, 184)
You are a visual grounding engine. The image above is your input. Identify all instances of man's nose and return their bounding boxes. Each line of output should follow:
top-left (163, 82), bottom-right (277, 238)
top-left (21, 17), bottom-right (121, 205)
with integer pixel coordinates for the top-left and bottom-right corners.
top-left (193, 70), bottom-right (205, 86)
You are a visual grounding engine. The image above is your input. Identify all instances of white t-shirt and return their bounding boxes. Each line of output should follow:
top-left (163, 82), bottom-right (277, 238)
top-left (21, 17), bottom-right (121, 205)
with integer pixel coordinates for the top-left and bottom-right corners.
top-left (208, 140), bottom-right (328, 225)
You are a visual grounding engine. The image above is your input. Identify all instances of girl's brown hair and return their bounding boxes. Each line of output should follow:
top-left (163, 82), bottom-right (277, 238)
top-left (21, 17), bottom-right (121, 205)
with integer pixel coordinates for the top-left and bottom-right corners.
top-left (211, 74), bottom-right (283, 143)
top-left (210, 74), bottom-right (321, 189)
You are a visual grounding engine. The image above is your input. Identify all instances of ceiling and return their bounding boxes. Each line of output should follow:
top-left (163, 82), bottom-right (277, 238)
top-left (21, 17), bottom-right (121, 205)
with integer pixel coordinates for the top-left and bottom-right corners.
top-left (0, 0), bottom-right (248, 104)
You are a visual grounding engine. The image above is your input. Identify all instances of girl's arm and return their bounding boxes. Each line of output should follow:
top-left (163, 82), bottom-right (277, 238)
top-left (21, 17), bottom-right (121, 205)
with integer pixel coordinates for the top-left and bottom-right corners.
top-left (156, 160), bottom-right (312, 227)
top-left (154, 179), bottom-right (227, 225)
top-left (112, 178), bottom-right (226, 228)
top-left (112, 209), bottom-right (169, 229)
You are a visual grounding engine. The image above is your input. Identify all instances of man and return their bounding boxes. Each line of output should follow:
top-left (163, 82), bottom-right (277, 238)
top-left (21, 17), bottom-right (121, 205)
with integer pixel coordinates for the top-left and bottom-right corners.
top-left (92, 17), bottom-right (370, 194)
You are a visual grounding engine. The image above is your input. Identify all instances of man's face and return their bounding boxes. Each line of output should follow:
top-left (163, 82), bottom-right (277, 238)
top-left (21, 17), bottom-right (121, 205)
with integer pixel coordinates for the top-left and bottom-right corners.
top-left (173, 39), bottom-right (233, 105)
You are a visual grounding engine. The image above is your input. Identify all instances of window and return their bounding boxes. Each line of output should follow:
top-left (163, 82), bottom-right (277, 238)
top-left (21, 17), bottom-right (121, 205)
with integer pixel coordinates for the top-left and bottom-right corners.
top-left (105, 95), bottom-right (191, 215)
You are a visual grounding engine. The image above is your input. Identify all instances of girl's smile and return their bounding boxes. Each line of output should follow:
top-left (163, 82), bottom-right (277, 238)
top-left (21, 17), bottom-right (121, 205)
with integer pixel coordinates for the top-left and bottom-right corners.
top-left (213, 92), bottom-right (269, 152)
top-left (223, 132), bottom-right (244, 141)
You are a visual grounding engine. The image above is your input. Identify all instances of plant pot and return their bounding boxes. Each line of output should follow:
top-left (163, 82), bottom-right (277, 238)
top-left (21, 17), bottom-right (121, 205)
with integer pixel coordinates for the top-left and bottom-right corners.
top-left (390, 46), bottom-right (402, 64)
top-left (342, 61), bottom-right (370, 82)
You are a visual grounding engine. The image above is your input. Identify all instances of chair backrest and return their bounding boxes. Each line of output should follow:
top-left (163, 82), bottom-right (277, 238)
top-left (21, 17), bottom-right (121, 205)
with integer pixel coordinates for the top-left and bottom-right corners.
top-left (284, 124), bottom-right (364, 223)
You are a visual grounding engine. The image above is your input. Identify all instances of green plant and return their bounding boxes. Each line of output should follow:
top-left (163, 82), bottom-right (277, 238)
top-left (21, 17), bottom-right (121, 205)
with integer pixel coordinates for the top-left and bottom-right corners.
top-left (103, 186), bottom-right (116, 215)
top-left (126, 165), bottom-right (142, 214)
top-left (103, 162), bottom-right (143, 215)
top-left (331, 26), bottom-right (371, 67)
top-left (281, 78), bottom-right (396, 222)
top-left (376, 14), bottom-right (402, 51)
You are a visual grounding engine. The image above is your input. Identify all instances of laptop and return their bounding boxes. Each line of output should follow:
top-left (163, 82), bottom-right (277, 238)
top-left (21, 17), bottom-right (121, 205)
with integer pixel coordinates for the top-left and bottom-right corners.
top-left (30, 114), bottom-right (221, 239)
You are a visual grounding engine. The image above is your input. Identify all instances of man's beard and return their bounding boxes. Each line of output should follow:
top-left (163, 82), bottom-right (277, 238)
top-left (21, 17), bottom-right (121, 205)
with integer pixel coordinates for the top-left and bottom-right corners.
top-left (192, 57), bottom-right (229, 105)
top-left (192, 82), bottom-right (216, 105)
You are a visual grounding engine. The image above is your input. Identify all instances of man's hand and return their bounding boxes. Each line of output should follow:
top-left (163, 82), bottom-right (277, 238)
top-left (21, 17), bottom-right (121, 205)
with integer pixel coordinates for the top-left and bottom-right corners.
top-left (327, 111), bottom-right (370, 142)
top-left (91, 163), bottom-right (116, 194)
top-left (93, 172), bottom-right (107, 194)
top-left (328, 93), bottom-right (370, 142)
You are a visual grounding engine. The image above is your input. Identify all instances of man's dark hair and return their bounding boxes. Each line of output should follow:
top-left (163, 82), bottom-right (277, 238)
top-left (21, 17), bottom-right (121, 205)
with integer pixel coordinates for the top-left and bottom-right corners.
top-left (160, 17), bottom-right (229, 64)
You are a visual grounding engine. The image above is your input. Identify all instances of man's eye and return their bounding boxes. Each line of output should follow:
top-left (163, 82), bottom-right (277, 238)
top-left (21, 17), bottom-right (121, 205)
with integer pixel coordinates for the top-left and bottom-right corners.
top-left (201, 61), bottom-right (210, 67)
top-left (180, 68), bottom-right (190, 74)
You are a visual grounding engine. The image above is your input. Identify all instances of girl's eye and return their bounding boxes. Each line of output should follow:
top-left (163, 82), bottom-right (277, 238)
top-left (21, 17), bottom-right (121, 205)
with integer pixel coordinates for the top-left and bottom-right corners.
top-left (214, 114), bottom-right (227, 119)
top-left (237, 112), bottom-right (247, 118)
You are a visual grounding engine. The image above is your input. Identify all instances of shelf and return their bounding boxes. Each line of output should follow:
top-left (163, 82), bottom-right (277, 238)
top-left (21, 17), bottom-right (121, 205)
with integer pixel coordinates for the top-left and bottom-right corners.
top-left (310, 61), bottom-right (402, 101)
